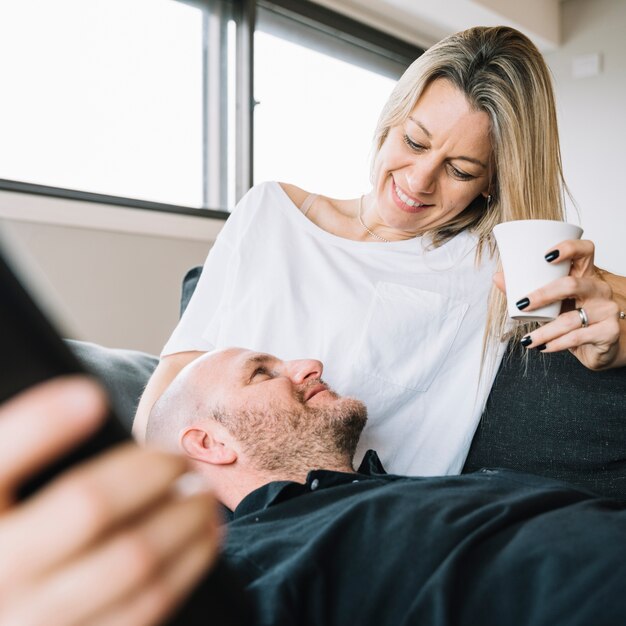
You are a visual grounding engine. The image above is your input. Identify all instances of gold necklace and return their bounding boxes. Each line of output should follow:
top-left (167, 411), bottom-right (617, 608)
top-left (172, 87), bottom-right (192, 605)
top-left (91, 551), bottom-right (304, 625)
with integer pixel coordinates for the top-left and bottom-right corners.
top-left (357, 195), bottom-right (391, 243)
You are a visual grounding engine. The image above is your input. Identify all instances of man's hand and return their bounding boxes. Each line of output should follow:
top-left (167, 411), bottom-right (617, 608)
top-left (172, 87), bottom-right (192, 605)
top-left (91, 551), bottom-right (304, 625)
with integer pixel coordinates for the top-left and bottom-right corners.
top-left (0, 377), bottom-right (219, 626)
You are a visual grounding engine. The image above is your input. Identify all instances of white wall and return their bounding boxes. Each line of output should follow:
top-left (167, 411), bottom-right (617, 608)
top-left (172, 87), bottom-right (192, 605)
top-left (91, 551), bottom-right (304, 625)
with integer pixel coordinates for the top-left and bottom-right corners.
top-left (545, 0), bottom-right (626, 273)
top-left (0, 193), bottom-right (221, 354)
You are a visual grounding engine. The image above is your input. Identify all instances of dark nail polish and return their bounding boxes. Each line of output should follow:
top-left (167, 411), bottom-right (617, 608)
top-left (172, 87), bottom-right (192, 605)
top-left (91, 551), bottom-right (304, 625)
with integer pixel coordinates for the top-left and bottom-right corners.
top-left (545, 250), bottom-right (560, 263)
top-left (520, 335), bottom-right (532, 347)
top-left (516, 297), bottom-right (530, 310)
top-left (535, 344), bottom-right (547, 351)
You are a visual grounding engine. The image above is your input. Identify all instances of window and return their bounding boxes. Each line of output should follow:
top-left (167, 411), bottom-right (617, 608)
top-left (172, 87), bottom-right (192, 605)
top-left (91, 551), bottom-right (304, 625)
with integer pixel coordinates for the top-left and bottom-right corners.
top-left (254, 1), bottom-right (420, 198)
top-left (253, 31), bottom-right (396, 198)
top-left (0, 0), bottom-right (422, 213)
top-left (0, 0), bottom-right (207, 207)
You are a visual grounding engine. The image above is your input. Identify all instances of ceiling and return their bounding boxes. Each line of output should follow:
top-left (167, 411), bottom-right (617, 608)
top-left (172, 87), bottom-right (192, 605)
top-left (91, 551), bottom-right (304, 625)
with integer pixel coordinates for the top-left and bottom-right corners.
top-left (312, 0), bottom-right (562, 52)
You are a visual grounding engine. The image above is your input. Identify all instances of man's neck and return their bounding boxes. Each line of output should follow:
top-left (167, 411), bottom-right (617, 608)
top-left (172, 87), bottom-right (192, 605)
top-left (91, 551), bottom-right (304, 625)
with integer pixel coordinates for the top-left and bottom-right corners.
top-left (214, 459), bottom-right (356, 511)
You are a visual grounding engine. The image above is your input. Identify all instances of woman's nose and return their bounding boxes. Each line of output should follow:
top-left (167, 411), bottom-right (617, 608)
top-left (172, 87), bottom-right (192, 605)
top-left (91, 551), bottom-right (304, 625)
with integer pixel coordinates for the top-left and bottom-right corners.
top-left (405, 158), bottom-right (436, 195)
top-left (285, 359), bottom-right (324, 384)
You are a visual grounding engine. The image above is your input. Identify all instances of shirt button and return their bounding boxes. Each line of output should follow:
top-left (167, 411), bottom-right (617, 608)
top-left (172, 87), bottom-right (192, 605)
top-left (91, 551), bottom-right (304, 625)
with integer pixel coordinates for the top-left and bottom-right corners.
top-left (310, 479), bottom-right (320, 491)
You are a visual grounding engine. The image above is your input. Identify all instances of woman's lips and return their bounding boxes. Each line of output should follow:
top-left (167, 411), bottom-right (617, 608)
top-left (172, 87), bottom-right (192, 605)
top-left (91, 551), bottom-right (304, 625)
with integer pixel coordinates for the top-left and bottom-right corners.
top-left (391, 182), bottom-right (433, 214)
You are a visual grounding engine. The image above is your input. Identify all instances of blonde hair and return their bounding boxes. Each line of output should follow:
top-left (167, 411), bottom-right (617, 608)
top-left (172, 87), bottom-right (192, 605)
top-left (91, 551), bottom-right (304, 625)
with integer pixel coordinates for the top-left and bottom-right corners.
top-left (372, 25), bottom-right (568, 349)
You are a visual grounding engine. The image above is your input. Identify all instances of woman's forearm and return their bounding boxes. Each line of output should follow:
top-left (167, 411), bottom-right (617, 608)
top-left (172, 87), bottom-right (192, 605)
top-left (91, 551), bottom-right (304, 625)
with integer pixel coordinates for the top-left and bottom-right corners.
top-left (133, 351), bottom-right (206, 443)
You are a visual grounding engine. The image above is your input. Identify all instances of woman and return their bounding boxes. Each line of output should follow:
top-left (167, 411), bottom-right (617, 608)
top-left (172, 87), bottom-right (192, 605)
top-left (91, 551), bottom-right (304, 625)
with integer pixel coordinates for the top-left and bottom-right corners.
top-left (134, 26), bottom-right (625, 476)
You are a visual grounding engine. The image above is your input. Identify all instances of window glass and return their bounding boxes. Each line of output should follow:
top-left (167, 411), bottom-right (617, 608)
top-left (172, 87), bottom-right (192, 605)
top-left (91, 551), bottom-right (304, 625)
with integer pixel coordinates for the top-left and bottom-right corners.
top-left (0, 1), bottom-right (412, 211)
top-left (253, 30), bottom-right (396, 198)
top-left (0, 0), bottom-right (204, 206)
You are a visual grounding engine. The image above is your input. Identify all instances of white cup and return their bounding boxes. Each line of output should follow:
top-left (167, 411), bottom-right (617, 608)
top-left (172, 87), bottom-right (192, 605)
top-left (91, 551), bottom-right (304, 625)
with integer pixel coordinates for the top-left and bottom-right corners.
top-left (493, 220), bottom-right (583, 322)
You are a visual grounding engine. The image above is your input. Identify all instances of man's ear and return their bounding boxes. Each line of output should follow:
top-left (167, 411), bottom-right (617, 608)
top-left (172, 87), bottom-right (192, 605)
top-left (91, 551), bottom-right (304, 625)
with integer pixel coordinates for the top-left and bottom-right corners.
top-left (180, 424), bottom-right (238, 466)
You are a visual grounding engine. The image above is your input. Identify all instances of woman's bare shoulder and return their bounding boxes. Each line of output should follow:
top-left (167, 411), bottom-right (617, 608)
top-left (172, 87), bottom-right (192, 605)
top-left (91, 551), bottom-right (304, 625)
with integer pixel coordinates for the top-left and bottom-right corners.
top-left (278, 182), bottom-right (313, 210)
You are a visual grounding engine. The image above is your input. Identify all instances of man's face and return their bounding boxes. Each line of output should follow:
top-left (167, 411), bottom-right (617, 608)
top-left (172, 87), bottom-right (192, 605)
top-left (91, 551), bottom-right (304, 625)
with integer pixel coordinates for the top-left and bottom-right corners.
top-left (192, 348), bottom-right (367, 472)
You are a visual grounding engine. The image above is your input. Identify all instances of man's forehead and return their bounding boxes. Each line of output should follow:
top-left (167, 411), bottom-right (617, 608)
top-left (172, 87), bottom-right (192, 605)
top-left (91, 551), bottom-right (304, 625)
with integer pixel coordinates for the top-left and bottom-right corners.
top-left (196, 348), bottom-right (275, 379)
top-left (197, 347), bottom-right (247, 374)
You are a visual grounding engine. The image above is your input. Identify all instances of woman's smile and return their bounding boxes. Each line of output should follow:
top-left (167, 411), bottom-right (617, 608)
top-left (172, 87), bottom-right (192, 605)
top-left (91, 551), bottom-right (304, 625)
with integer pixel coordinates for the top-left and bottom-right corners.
top-left (391, 179), bottom-right (434, 214)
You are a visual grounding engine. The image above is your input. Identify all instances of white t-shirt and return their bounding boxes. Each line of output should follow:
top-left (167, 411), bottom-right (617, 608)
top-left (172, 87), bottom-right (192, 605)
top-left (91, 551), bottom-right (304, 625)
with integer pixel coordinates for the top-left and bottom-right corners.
top-left (164, 181), bottom-right (503, 476)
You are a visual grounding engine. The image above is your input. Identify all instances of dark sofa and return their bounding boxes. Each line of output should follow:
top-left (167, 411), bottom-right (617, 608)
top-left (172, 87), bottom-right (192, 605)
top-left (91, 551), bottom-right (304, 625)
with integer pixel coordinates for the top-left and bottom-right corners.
top-left (68, 267), bottom-right (626, 501)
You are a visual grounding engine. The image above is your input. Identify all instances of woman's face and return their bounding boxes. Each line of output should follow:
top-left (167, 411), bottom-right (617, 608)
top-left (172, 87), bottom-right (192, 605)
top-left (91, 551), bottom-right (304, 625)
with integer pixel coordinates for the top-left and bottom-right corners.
top-left (371, 78), bottom-right (493, 235)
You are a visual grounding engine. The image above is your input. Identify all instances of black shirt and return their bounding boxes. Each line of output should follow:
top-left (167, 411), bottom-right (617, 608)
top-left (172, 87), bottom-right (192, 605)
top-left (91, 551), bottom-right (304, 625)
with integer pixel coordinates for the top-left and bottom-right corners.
top-left (224, 451), bottom-right (626, 626)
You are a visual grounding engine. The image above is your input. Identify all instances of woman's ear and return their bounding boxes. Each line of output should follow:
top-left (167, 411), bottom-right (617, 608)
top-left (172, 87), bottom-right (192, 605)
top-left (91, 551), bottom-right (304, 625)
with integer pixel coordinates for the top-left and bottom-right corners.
top-left (180, 424), bottom-right (237, 466)
top-left (481, 182), bottom-right (494, 199)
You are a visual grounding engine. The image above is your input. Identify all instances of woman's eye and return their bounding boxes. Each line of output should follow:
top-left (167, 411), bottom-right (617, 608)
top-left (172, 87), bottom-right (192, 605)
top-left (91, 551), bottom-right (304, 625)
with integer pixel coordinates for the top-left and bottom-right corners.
top-left (448, 164), bottom-right (474, 181)
top-left (402, 134), bottom-right (425, 152)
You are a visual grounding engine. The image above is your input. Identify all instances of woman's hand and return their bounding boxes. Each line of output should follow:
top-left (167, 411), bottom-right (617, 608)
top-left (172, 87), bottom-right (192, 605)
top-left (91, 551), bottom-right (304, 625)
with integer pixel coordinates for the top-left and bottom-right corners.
top-left (494, 239), bottom-right (626, 370)
top-left (0, 377), bottom-right (219, 626)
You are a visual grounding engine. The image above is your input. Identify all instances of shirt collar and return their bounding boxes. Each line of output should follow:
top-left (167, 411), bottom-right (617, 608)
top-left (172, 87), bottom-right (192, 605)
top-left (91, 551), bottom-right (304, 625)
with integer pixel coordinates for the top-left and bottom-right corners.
top-left (232, 450), bottom-right (387, 520)
top-left (356, 449), bottom-right (387, 475)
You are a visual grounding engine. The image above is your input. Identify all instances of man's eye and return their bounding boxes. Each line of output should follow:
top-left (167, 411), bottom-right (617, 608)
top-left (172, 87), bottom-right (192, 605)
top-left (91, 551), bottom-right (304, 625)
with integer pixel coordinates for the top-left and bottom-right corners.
top-left (252, 367), bottom-right (270, 379)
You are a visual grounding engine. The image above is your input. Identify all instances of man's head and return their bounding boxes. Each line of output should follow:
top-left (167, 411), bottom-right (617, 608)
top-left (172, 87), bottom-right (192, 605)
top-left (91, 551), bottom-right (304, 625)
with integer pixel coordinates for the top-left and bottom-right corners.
top-left (147, 348), bottom-right (367, 506)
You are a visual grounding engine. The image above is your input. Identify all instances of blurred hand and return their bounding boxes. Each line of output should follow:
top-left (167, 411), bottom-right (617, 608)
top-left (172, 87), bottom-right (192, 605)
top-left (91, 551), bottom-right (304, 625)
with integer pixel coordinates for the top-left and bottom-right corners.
top-left (494, 239), bottom-right (624, 370)
top-left (0, 377), bottom-right (219, 626)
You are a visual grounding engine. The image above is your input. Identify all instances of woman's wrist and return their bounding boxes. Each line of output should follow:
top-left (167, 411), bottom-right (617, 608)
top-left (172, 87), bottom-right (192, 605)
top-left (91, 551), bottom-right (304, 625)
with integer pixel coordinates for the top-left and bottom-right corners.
top-left (594, 266), bottom-right (626, 368)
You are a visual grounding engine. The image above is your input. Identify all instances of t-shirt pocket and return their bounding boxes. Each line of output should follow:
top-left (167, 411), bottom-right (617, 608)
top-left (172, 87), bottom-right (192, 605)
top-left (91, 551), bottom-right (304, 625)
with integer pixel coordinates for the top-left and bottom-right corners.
top-left (353, 282), bottom-right (469, 392)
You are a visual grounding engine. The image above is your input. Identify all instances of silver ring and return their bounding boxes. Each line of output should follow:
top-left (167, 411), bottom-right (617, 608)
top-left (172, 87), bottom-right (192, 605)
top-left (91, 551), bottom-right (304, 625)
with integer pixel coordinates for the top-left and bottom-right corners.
top-left (619, 311), bottom-right (626, 321)
top-left (577, 307), bottom-right (589, 328)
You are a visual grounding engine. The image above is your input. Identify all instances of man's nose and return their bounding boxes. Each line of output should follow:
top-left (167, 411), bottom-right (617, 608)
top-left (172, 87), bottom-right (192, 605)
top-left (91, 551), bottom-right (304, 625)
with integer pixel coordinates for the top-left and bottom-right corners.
top-left (284, 359), bottom-right (323, 384)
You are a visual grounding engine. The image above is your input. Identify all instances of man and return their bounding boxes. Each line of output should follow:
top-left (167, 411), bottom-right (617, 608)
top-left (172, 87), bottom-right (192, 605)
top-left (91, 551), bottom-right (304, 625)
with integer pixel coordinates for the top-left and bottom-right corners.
top-left (147, 347), bottom-right (626, 626)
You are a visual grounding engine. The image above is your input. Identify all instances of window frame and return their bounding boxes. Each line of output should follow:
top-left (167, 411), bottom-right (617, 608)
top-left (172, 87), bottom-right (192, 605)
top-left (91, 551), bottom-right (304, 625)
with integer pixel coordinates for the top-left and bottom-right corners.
top-left (0, 0), bottom-right (423, 220)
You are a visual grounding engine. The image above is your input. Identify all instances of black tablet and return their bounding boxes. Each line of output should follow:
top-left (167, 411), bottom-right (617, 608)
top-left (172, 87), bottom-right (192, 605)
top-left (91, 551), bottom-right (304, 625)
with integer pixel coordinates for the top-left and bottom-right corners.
top-left (0, 242), bottom-right (130, 498)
